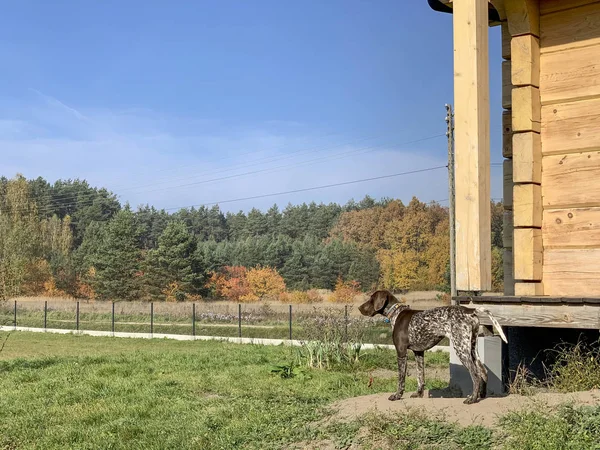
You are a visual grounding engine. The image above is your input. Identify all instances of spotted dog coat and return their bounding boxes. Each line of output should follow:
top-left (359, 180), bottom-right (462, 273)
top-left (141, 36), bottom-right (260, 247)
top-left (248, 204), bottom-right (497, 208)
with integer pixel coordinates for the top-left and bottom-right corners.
top-left (359, 290), bottom-right (508, 404)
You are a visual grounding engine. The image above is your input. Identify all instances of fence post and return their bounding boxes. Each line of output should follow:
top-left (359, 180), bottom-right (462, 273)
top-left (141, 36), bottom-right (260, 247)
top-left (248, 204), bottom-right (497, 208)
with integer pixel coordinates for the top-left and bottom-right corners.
top-left (111, 301), bottom-right (115, 335)
top-left (150, 302), bottom-right (154, 335)
top-left (238, 304), bottom-right (242, 338)
top-left (289, 304), bottom-right (292, 340)
top-left (192, 303), bottom-right (196, 337)
top-left (344, 305), bottom-right (348, 343)
top-left (13, 300), bottom-right (16, 329)
top-left (44, 301), bottom-right (47, 330)
top-left (76, 301), bottom-right (80, 331)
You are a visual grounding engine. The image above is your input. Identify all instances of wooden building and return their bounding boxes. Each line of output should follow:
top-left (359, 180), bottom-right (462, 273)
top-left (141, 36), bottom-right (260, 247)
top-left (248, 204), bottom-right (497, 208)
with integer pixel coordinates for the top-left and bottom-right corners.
top-left (427, 0), bottom-right (600, 378)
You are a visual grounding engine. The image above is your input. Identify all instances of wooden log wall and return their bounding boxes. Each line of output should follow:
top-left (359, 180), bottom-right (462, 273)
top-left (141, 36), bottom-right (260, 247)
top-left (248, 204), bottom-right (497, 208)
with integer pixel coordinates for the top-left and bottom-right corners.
top-left (539, 0), bottom-right (600, 296)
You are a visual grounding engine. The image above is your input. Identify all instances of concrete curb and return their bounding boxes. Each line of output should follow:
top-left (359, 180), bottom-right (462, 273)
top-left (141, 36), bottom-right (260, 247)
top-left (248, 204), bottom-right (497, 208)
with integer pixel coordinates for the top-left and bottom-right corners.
top-left (0, 325), bottom-right (450, 353)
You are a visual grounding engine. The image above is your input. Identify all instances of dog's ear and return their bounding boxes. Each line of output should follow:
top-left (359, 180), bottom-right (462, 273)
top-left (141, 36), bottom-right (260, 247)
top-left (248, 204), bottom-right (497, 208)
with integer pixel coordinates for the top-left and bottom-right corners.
top-left (371, 290), bottom-right (389, 312)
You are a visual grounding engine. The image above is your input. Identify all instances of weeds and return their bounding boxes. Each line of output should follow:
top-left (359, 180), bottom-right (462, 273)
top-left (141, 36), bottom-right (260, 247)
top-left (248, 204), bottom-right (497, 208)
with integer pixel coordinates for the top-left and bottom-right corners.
top-left (544, 339), bottom-right (600, 393)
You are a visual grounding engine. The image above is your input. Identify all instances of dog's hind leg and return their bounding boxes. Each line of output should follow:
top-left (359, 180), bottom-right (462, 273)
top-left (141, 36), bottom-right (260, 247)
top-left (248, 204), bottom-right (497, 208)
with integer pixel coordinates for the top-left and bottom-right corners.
top-left (453, 324), bottom-right (482, 404)
top-left (410, 351), bottom-right (425, 398)
top-left (471, 335), bottom-right (488, 399)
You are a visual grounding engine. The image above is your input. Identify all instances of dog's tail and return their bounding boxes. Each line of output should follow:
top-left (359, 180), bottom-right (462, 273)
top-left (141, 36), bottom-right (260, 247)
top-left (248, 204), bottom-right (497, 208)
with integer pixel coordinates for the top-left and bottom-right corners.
top-left (475, 307), bottom-right (508, 344)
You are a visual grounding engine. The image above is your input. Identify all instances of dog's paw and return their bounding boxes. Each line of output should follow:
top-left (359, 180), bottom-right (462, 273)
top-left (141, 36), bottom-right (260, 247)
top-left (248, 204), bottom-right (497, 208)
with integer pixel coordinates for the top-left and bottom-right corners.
top-left (463, 395), bottom-right (480, 405)
top-left (388, 392), bottom-right (404, 401)
top-left (410, 391), bottom-right (424, 398)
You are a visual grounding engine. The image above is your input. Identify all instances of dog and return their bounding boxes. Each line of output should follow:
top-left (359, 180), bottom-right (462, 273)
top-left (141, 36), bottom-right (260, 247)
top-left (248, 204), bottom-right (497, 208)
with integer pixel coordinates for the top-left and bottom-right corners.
top-left (358, 290), bottom-right (508, 404)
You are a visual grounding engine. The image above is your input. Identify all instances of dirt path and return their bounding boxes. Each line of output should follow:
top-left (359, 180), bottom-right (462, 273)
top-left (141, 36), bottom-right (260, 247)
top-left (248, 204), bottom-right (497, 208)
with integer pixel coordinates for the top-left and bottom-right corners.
top-left (329, 389), bottom-right (600, 428)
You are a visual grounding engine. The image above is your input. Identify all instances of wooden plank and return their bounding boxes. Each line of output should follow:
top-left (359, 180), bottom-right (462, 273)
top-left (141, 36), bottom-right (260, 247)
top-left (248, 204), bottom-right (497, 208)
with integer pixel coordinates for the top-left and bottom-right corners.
top-left (453, 0), bottom-right (492, 292)
top-left (503, 159), bottom-right (513, 210)
top-left (544, 248), bottom-right (600, 296)
top-left (541, 0), bottom-right (600, 16)
top-left (502, 60), bottom-right (513, 109)
top-left (505, 0), bottom-right (540, 37)
top-left (544, 207), bottom-right (600, 247)
top-left (540, 44), bottom-right (600, 104)
top-left (503, 210), bottom-right (514, 248)
top-left (512, 86), bottom-right (541, 132)
top-left (514, 281), bottom-right (544, 296)
top-left (503, 110), bottom-right (513, 158)
top-left (541, 96), bottom-right (600, 155)
top-left (514, 183), bottom-right (542, 227)
top-left (503, 248), bottom-right (515, 296)
top-left (513, 132), bottom-right (542, 183)
top-left (511, 35), bottom-right (540, 86)
top-left (542, 152), bottom-right (600, 207)
top-left (470, 302), bottom-right (599, 329)
top-left (502, 21), bottom-right (512, 60)
top-left (514, 228), bottom-right (543, 280)
top-left (541, 2), bottom-right (600, 53)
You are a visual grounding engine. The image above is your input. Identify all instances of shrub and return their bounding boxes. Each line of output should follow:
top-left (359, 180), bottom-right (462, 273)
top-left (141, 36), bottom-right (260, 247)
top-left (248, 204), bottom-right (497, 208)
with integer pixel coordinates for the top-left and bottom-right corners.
top-left (329, 278), bottom-right (361, 304)
top-left (245, 266), bottom-right (286, 300)
top-left (281, 289), bottom-right (323, 304)
top-left (206, 266), bottom-right (251, 302)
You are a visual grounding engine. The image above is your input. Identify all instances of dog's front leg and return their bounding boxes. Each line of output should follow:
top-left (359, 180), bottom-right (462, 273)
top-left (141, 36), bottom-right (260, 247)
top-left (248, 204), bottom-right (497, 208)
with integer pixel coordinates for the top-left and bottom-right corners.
top-left (389, 351), bottom-right (408, 401)
top-left (410, 351), bottom-right (425, 398)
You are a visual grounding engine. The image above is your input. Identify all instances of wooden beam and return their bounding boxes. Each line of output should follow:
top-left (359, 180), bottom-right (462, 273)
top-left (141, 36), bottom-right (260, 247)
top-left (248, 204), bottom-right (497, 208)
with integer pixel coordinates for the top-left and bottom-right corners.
top-left (503, 211), bottom-right (514, 248)
top-left (544, 207), bottom-right (600, 248)
top-left (514, 281), bottom-right (544, 296)
top-left (540, 0), bottom-right (600, 16)
top-left (513, 132), bottom-right (541, 183)
top-left (541, 97), bottom-right (600, 155)
top-left (542, 151), bottom-right (600, 208)
top-left (514, 184), bottom-right (542, 227)
top-left (453, 0), bottom-right (492, 292)
top-left (502, 60), bottom-right (513, 109)
top-left (503, 159), bottom-right (513, 210)
top-left (468, 301), bottom-right (600, 329)
top-left (512, 86), bottom-right (541, 132)
top-left (545, 248), bottom-right (600, 296)
top-left (503, 248), bottom-right (515, 295)
top-left (502, 110), bottom-right (513, 158)
top-left (541, 2), bottom-right (600, 53)
top-left (502, 21), bottom-right (512, 60)
top-left (504, 0), bottom-right (540, 37)
top-left (540, 43), bottom-right (600, 105)
top-left (514, 228), bottom-right (542, 280)
top-left (511, 35), bottom-right (540, 87)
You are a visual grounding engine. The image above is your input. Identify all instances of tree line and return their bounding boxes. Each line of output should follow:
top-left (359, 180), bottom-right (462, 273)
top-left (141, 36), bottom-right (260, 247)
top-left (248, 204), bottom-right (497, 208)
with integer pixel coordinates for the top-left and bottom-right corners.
top-left (0, 173), bottom-right (504, 301)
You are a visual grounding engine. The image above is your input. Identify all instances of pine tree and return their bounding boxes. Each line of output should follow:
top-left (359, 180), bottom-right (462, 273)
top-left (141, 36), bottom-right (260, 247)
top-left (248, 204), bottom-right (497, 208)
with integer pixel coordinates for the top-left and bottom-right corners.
top-left (89, 208), bottom-right (143, 301)
top-left (144, 221), bottom-right (199, 300)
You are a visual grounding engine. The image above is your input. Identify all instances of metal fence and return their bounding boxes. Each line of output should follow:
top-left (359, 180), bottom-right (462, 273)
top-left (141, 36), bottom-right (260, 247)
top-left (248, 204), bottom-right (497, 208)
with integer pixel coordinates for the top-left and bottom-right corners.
top-left (0, 299), bottom-right (398, 346)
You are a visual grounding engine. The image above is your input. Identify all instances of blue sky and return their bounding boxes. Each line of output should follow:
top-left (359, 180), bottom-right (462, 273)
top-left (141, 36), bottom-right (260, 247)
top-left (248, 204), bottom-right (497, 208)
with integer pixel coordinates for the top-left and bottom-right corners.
top-left (1, 0), bottom-right (503, 213)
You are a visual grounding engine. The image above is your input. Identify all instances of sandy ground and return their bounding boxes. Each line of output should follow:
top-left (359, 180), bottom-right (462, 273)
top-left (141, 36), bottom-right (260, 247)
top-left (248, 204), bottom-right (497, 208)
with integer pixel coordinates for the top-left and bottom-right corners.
top-left (329, 389), bottom-right (600, 428)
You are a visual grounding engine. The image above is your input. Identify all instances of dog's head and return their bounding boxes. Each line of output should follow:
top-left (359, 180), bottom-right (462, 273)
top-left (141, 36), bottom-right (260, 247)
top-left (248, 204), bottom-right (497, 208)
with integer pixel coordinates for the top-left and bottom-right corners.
top-left (358, 290), bottom-right (406, 317)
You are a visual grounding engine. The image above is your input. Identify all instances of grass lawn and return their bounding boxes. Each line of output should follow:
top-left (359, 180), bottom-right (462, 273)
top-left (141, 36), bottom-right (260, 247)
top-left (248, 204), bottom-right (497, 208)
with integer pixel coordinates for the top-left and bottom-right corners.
top-left (1, 331), bottom-right (599, 450)
top-left (0, 331), bottom-right (446, 449)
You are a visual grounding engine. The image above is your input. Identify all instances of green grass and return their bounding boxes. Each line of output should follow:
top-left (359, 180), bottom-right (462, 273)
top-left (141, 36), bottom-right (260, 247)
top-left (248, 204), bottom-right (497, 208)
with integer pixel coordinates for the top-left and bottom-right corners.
top-left (0, 331), bottom-right (446, 450)
top-left (0, 331), bottom-right (598, 449)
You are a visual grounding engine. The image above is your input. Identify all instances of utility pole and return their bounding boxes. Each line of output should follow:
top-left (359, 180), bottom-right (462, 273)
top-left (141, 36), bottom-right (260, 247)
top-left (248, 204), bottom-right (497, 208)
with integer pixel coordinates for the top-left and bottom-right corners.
top-left (445, 104), bottom-right (457, 303)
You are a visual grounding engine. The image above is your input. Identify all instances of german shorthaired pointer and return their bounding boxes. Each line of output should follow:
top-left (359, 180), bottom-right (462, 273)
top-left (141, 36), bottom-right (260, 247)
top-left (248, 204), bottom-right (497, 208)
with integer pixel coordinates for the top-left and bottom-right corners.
top-left (359, 290), bottom-right (508, 404)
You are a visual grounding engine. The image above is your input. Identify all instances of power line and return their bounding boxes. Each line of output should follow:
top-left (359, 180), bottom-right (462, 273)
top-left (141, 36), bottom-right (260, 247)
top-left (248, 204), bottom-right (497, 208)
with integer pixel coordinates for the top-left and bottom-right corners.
top-left (28, 132), bottom-right (442, 210)
top-left (26, 133), bottom-right (448, 214)
top-left (163, 165), bottom-right (449, 211)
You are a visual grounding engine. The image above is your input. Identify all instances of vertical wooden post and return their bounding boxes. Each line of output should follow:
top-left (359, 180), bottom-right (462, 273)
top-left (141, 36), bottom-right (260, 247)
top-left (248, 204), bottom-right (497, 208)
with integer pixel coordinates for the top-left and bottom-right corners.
top-left (452, 0), bottom-right (492, 292)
